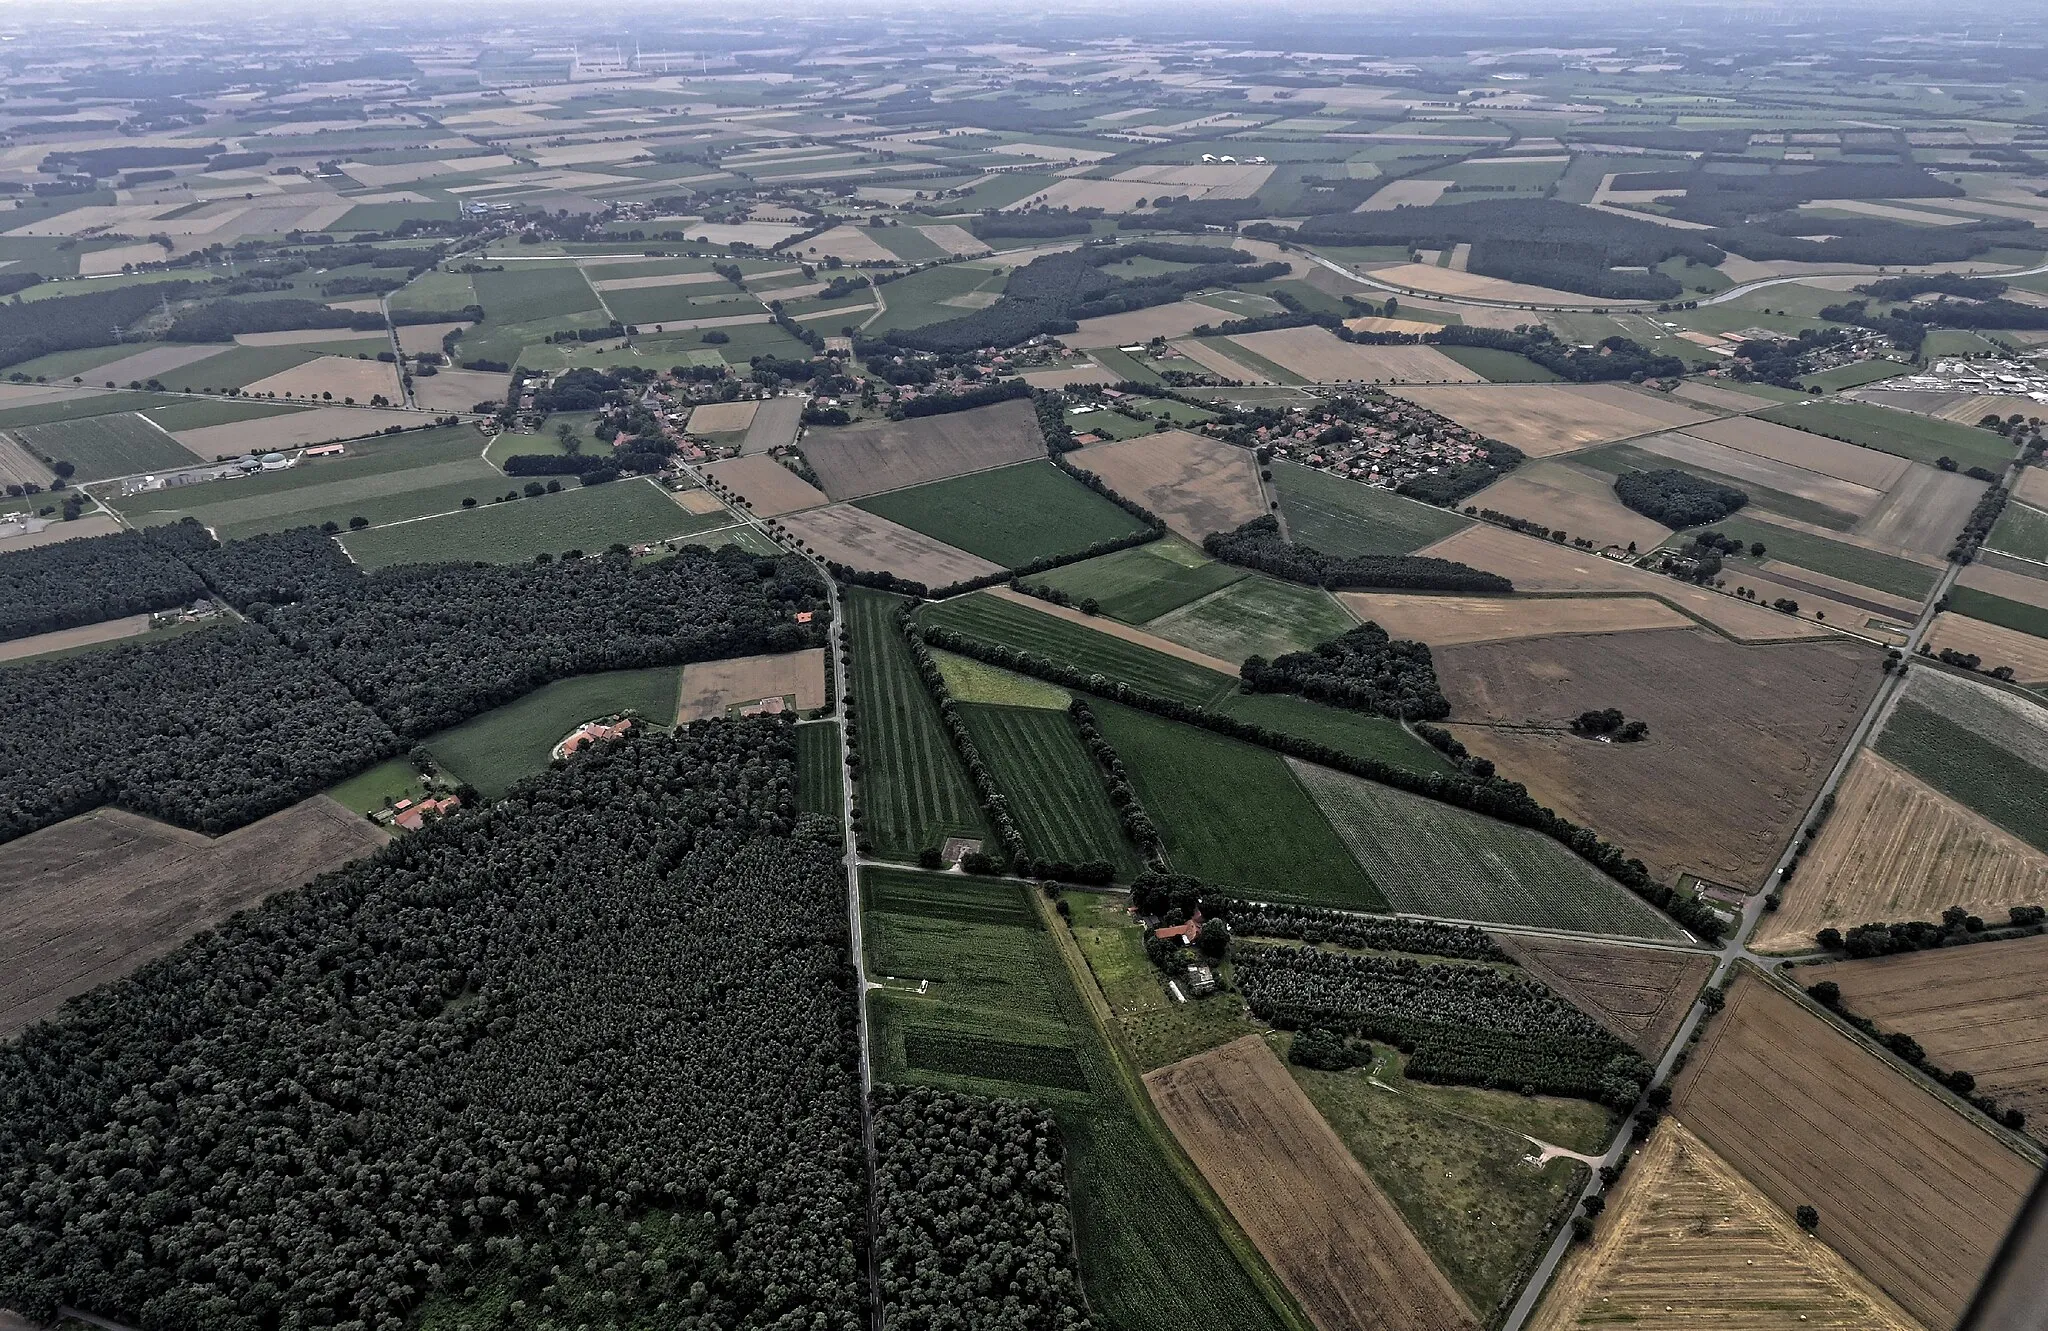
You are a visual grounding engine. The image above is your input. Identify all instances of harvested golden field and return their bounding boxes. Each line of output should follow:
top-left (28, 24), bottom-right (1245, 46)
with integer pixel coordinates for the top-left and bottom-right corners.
top-left (1530, 1121), bottom-right (1927, 1331)
top-left (702, 453), bottom-right (829, 517)
top-left (1336, 592), bottom-right (1690, 647)
top-left (0, 613), bottom-right (152, 664)
top-left (411, 368), bottom-right (509, 413)
top-left (1390, 384), bottom-right (1715, 457)
top-left (1146, 1036), bottom-right (1477, 1331)
top-left (1439, 627), bottom-right (1880, 887)
top-left (1960, 560), bottom-right (2048, 611)
top-left (1680, 416), bottom-right (1911, 490)
top-left (1071, 300), bottom-right (1233, 347)
top-left (686, 400), bottom-right (760, 435)
top-left (173, 406), bottom-right (419, 454)
top-left (1753, 751), bottom-right (2048, 953)
top-left (1227, 327), bottom-right (1478, 384)
top-left (0, 798), bottom-right (387, 1037)
top-left (673, 489), bottom-right (728, 516)
top-left (2015, 465), bottom-right (2048, 510)
top-left (589, 270), bottom-right (726, 292)
top-left (1634, 432), bottom-right (1884, 521)
top-left (780, 504), bottom-right (1003, 586)
top-left (1462, 460), bottom-right (1671, 552)
top-left (676, 648), bottom-right (826, 722)
top-left (1168, 337), bottom-right (1274, 384)
top-left (1799, 935), bottom-right (2048, 1140)
top-left (1076, 430), bottom-right (1265, 541)
top-left (1759, 561), bottom-right (1921, 618)
top-left (1853, 466), bottom-right (1986, 562)
top-left (1357, 263), bottom-right (1599, 305)
top-left (1669, 380), bottom-right (1780, 412)
top-left (1671, 974), bottom-right (2037, 1331)
top-left (801, 398), bottom-right (1043, 500)
top-left (1490, 935), bottom-right (1714, 1057)
top-left (242, 355), bottom-right (404, 404)
top-left (1922, 611), bottom-right (2048, 684)
top-left (1416, 525), bottom-right (1830, 642)
top-left (1343, 315), bottom-right (1442, 336)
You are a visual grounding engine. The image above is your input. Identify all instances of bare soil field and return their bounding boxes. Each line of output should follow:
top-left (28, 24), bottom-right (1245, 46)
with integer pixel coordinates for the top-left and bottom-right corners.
top-left (1679, 416), bottom-right (1911, 490)
top-left (1489, 935), bottom-right (1714, 1056)
top-left (674, 490), bottom-right (728, 516)
top-left (1922, 611), bottom-right (2048, 683)
top-left (0, 514), bottom-right (122, 549)
top-left (781, 504), bottom-right (1003, 586)
top-left (1227, 327), bottom-right (1478, 384)
top-left (1634, 432), bottom-right (1884, 520)
top-left (675, 648), bottom-right (826, 722)
top-left (1343, 315), bottom-right (1442, 336)
top-left (1113, 162), bottom-right (1277, 197)
top-left (1463, 461), bottom-right (1672, 552)
top-left (702, 453), bottom-right (830, 516)
top-left (1168, 337), bottom-right (1274, 384)
top-left (0, 798), bottom-right (387, 1037)
top-left (1390, 384), bottom-right (1714, 457)
top-left (1798, 935), bottom-right (2048, 1140)
top-left (0, 614), bottom-right (153, 664)
top-left (1076, 430), bottom-right (1265, 541)
top-left (1071, 301), bottom-right (1236, 348)
top-left (174, 406), bottom-right (419, 454)
top-left (740, 397), bottom-right (803, 455)
top-left (1529, 1121), bottom-right (1926, 1331)
top-left (1356, 179), bottom-right (1455, 211)
top-left (1356, 263), bottom-right (1622, 305)
top-left (687, 400), bottom-right (760, 435)
top-left (801, 398), bottom-right (1043, 500)
top-left (1959, 560), bottom-right (2048, 610)
top-left (1415, 526), bottom-right (1831, 642)
top-left (1670, 973), bottom-right (2036, 1331)
top-left (1146, 1036), bottom-right (1477, 1331)
top-left (1439, 627), bottom-right (1880, 887)
top-left (1853, 467), bottom-right (1985, 561)
top-left (985, 585), bottom-right (1240, 675)
top-left (411, 368), bottom-right (510, 413)
top-left (803, 225), bottom-right (899, 264)
top-left (87, 344), bottom-right (230, 385)
top-left (242, 355), bottom-right (404, 403)
top-left (1336, 593), bottom-right (1690, 647)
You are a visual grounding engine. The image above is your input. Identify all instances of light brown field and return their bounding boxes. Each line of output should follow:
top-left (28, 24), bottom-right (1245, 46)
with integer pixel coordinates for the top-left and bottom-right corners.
top-left (0, 514), bottom-right (122, 549)
top-left (1960, 560), bottom-right (2048, 610)
top-left (1492, 934), bottom-right (1713, 1056)
top-left (673, 489), bottom-right (727, 516)
top-left (87, 344), bottom-right (229, 386)
top-left (242, 355), bottom-right (404, 404)
top-left (780, 504), bottom-right (1003, 586)
top-left (986, 586), bottom-right (1240, 675)
top-left (1669, 380), bottom-right (1780, 412)
top-left (1168, 337), bottom-right (1274, 384)
top-left (0, 614), bottom-right (153, 664)
top-left (702, 453), bottom-right (829, 517)
top-left (1463, 461), bottom-right (1672, 552)
top-left (590, 270), bottom-right (726, 292)
top-left (1146, 1036), bottom-right (1477, 1331)
top-left (1633, 432), bottom-right (1884, 521)
top-left (1923, 611), bottom-right (2048, 683)
top-left (1358, 263), bottom-right (1615, 305)
top-left (1021, 363), bottom-right (1119, 389)
top-left (675, 648), bottom-right (826, 722)
top-left (1075, 429), bottom-right (1264, 541)
top-left (395, 322), bottom-right (475, 356)
top-left (1931, 394), bottom-right (2045, 425)
top-left (0, 798), bottom-right (387, 1037)
top-left (1343, 315), bottom-right (1442, 336)
top-left (801, 225), bottom-right (899, 265)
top-left (1799, 935), bottom-right (2048, 1140)
top-left (1852, 466), bottom-right (1986, 562)
top-left (801, 398), bottom-right (1043, 500)
top-left (1336, 592), bottom-right (1689, 646)
top-left (1071, 300), bottom-right (1234, 347)
top-left (2015, 465), bottom-right (2048, 510)
top-left (1439, 627), bottom-right (1881, 887)
top-left (1670, 973), bottom-right (2036, 1331)
top-left (1680, 416), bottom-right (1911, 490)
top-left (411, 368), bottom-right (509, 413)
top-left (0, 431), bottom-right (52, 488)
top-left (1228, 326), bottom-right (1478, 384)
top-left (913, 224), bottom-right (989, 256)
top-left (1390, 384), bottom-right (1715, 457)
top-left (1721, 564), bottom-right (1911, 644)
top-left (1355, 178), bottom-right (1455, 210)
top-left (173, 407), bottom-right (431, 455)
top-left (1529, 1121), bottom-right (1927, 1331)
top-left (687, 400), bottom-right (761, 435)
top-left (1415, 526), bottom-right (1831, 642)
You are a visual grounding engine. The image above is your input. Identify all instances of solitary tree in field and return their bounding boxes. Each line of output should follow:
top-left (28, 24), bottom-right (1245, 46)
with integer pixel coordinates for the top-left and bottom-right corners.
top-left (1796, 1205), bottom-right (1820, 1232)
top-left (348, 516), bottom-right (369, 531)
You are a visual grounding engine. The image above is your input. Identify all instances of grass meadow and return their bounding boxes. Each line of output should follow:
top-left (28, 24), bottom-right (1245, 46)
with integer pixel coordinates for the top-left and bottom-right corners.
top-left (1023, 539), bottom-right (1248, 624)
top-left (1272, 460), bottom-right (1471, 555)
top-left (958, 702), bottom-right (1144, 877)
top-left (847, 588), bottom-right (987, 858)
top-left (796, 722), bottom-right (843, 820)
top-left (854, 460), bottom-right (1150, 568)
top-left (1758, 400), bottom-right (2014, 474)
top-left (13, 413), bottom-right (202, 480)
top-left (341, 479), bottom-right (736, 568)
top-left (423, 666), bottom-right (682, 798)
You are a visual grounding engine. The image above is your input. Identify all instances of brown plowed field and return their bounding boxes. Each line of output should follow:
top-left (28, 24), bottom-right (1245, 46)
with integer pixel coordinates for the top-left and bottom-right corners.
top-left (780, 504), bottom-right (1003, 586)
top-left (1438, 627), bottom-right (1880, 887)
top-left (800, 398), bottom-right (1044, 500)
top-left (1752, 751), bottom-right (2048, 953)
top-left (1388, 384), bottom-right (1714, 457)
top-left (1076, 430), bottom-right (1265, 541)
top-left (1228, 327), bottom-right (1478, 384)
top-left (1670, 974), bottom-right (2037, 1331)
top-left (1921, 611), bottom-right (2048, 684)
top-left (0, 798), bottom-right (387, 1037)
top-left (1489, 935), bottom-right (1714, 1057)
top-left (676, 648), bottom-right (826, 722)
top-left (2016, 466), bottom-right (2048, 510)
top-left (1146, 1036), bottom-right (1477, 1331)
top-left (1530, 1121), bottom-right (1927, 1331)
top-left (1336, 593), bottom-right (1689, 647)
top-left (702, 453), bottom-right (829, 516)
top-left (1462, 460), bottom-right (1672, 552)
top-left (0, 614), bottom-right (153, 664)
top-left (1799, 935), bottom-right (2048, 1143)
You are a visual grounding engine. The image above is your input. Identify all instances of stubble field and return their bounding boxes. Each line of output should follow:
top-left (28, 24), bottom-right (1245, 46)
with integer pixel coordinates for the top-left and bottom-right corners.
top-left (781, 503), bottom-right (1003, 587)
top-left (1074, 430), bottom-right (1265, 543)
top-left (1490, 935), bottom-right (1714, 1056)
top-left (802, 398), bottom-right (1044, 500)
top-left (1388, 384), bottom-right (1714, 457)
top-left (1336, 592), bottom-right (1690, 647)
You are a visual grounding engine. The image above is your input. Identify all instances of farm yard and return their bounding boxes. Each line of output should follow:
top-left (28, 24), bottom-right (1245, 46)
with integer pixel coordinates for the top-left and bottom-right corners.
top-left (801, 398), bottom-right (1044, 499)
top-left (0, 799), bottom-right (387, 1036)
top-left (1490, 935), bottom-right (1714, 1057)
top-left (1074, 430), bottom-right (1266, 543)
top-left (1670, 973), bottom-right (2038, 1331)
top-left (853, 460), bottom-right (1150, 567)
top-left (1388, 384), bottom-right (1714, 457)
top-left (675, 649), bottom-right (826, 722)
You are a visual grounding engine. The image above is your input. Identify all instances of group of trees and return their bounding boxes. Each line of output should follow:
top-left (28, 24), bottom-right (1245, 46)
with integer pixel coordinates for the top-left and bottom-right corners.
top-left (0, 518), bottom-right (212, 644)
top-left (1236, 944), bottom-right (1651, 1106)
top-left (1949, 480), bottom-right (2011, 564)
top-left (165, 297), bottom-right (388, 342)
top-left (1571, 709), bottom-right (1649, 743)
top-left (0, 723), bottom-right (870, 1331)
top-left (888, 377), bottom-right (1032, 420)
top-left (1239, 622), bottom-right (1449, 721)
top-left (1726, 329), bottom-right (1854, 388)
top-left (1815, 904), bottom-right (2046, 958)
top-left (1221, 899), bottom-right (1505, 961)
top-left (0, 278), bottom-right (200, 370)
top-left (871, 1086), bottom-right (1095, 1331)
top-left (1614, 468), bottom-right (1749, 528)
top-left (1432, 326), bottom-right (1690, 385)
top-left (1204, 516), bottom-right (1513, 593)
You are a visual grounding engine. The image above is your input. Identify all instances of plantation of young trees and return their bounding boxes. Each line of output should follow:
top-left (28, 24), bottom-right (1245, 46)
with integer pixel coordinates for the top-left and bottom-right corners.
top-left (1238, 622), bottom-right (1449, 721)
top-left (0, 722), bottom-right (868, 1331)
top-left (1204, 516), bottom-right (1512, 593)
top-left (0, 518), bottom-right (213, 643)
top-left (1613, 468), bottom-right (1748, 528)
top-left (1234, 945), bottom-right (1650, 1107)
top-left (872, 1086), bottom-right (1094, 1331)
top-left (1222, 901), bottom-right (1506, 962)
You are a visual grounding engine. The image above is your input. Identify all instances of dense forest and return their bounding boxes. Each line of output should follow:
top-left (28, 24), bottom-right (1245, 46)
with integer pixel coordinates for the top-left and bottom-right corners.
top-left (1611, 162), bottom-right (1961, 226)
top-left (0, 519), bottom-right (212, 643)
top-left (1239, 622), bottom-right (1450, 720)
top-left (0, 722), bottom-right (869, 1331)
top-left (165, 297), bottom-right (388, 341)
top-left (0, 280), bottom-right (200, 369)
top-left (1613, 468), bottom-right (1748, 527)
top-left (1204, 516), bottom-right (1513, 592)
top-left (1431, 326), bottom-right (1687, 385)
top-left (1221, 900), bottom-right (1506, 961)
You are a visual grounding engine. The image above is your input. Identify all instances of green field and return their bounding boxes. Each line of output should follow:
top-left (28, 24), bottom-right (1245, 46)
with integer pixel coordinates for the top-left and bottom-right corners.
top-left (1272, 460), bottom-right (1471, 555)
top-left (1435, 346), bottom-right (1564, 383)
top-left (1694, 513), bottom-right (1939, 601)
top-left (1024, 539), bottom-right (1248, 624)
top-left (852, 264), bottom-right (1009, 335)
top-left (1091, 702), bottom-right (1384, 908)
top-left (342, 480), bottom-right (736, 569)
top-left (854, 461), bottom-right (1150, 568)
top-left (324, 757), bottom-right (431, 815)
top-left (848, 588), bottom-right (987, 857)
top-left (139, 398), bottom-right (308, 432)
top-left (920, 593), bottom-right (1238, 708)
top-left (1875, 701), bottom-right (2048, 853)
top-left (605, 286), bottom-right (763, 327)
top-left (0, 391), bottom-right (178, 429)
top-left (12, 412), bottom-right (205, 481)
top-left (1800, 360), bottom-right (1908, 393)
top-left (423, 666), bottom-right (682, 798)
top-left (1212, 691), bottom-right (1454, 777)
top-left (334, 200), bottom-right (460, 232)
top-left (1145, 574), bottom-right (1355, 663)
top-left (1946, 586), bottom-right (2048, 644)
top-left (1289, 760), bottom-right (1684, 938)
top-left (958, 703), bottom-right (1144, 877)
top-left (173, 345), bottom-right (321, 392)
top-left (932, 649), bottom-right (1074, 708)
top-left (1757, 400), bottom-right (2015, 474)
top-left (796, 722), bottom-right (844, 819)
top-left (471, 264), bottom-right (603, 324)
top-left (1988, 501), bottom-right (2048, 563)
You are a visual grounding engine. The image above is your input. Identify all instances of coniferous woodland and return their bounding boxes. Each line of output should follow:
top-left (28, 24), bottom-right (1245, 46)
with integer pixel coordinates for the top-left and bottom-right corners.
top-left (1204, 516), bottom-right (1513, 594)
top-left (0, 723), bottom-right (868, 1331)
top-left (0, 518), bottom-right (213, 643)
top-left (1238, 622), bottom-right (1450, 721)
